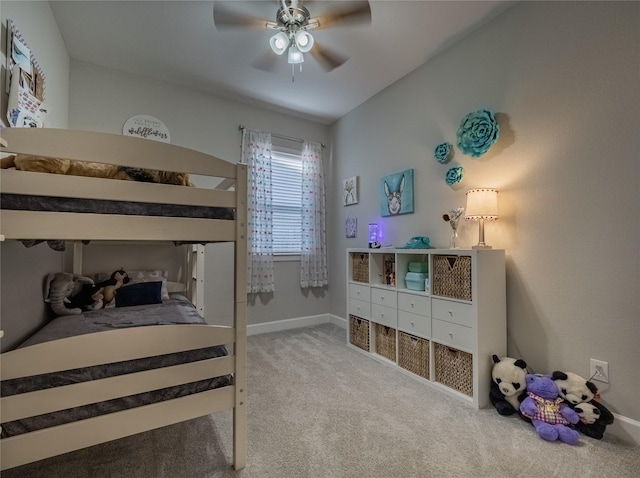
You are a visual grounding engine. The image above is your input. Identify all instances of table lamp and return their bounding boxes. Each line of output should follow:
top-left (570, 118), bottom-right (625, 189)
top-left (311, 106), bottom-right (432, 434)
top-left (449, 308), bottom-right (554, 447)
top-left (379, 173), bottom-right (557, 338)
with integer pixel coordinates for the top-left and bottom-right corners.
top-left (465, 188), bottom-right (498, 249)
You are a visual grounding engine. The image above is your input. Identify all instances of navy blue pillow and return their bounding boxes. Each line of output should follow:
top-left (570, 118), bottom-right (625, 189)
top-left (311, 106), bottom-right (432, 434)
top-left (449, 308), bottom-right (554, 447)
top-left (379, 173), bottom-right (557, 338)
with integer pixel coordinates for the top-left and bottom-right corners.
top-left (115, 281), bottom-right (163, 308)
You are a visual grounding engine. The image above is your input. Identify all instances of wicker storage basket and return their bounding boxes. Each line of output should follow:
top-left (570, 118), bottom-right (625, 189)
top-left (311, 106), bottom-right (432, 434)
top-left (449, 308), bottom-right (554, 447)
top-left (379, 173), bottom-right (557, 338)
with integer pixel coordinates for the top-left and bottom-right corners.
top-left (398, 332), bottom-right (430, 379)
top-left (351, 253), bottom-right (370, 283)
top-left (434, 343), bottom-right (473, 396)
top-left (349, 315), bottom-right (370, 351)
top-left (432, 255), bottom-right (472, 301)
top-left (374, 323), bottom-right (396, 362)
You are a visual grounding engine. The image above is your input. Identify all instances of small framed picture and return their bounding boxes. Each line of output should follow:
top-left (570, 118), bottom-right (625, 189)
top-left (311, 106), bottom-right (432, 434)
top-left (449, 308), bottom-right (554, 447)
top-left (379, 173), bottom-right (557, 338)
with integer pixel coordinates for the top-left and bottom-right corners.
top-left (343, 176), bottom-right (358, 206)
top-left (345, 216), bottom-right (357, 238)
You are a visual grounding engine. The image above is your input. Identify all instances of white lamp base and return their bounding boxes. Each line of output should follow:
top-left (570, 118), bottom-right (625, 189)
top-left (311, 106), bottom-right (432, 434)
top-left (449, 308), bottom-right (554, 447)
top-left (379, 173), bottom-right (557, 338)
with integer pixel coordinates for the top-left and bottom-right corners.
top-left (472, 218), bottom-right (493, 249)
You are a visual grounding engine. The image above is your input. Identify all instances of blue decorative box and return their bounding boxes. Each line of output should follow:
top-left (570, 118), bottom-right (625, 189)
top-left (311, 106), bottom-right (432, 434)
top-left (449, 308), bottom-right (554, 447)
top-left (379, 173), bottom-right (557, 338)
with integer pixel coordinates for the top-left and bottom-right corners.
top-left (405, 272), bottom-right (428, 291)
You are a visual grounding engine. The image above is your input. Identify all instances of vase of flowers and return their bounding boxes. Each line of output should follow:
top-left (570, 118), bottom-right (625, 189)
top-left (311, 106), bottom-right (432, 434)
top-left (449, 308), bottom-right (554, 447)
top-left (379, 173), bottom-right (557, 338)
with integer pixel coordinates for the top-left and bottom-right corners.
top-left (443, 207), bottom-right (465, 249)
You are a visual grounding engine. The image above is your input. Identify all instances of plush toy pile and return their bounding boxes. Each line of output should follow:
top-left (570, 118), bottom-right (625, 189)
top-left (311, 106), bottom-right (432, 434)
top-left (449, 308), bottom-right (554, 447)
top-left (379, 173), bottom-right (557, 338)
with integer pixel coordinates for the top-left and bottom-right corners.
top-left (489, 355), bottom-right (615, 444)
top-left (45, 269), bottom-right (131, 315)
top-left (1, 154), bottom-right (193, 186)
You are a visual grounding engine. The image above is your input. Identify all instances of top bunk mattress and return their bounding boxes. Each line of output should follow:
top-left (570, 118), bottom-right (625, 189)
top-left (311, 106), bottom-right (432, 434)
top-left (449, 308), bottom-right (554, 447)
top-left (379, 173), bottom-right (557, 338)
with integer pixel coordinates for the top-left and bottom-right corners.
top-left (0, 192), bottom-right (235, 220)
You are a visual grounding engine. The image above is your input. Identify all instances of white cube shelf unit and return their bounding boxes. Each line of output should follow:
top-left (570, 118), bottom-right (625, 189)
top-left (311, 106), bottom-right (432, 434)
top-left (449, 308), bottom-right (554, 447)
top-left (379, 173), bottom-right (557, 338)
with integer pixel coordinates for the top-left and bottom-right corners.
top-left (346, 248), bottom-right (506, 408)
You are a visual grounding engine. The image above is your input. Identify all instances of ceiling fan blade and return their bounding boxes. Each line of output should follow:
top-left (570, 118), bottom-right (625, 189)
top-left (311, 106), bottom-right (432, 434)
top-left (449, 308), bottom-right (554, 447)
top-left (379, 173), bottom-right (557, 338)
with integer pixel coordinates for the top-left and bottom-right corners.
top-left (252, 49), bottom-right (281, 72)
top-left (310, 43), bottom-right (348, 71)
top-left (310, 1), bottom-right (371, 31)
top-left (213, 2), bottom-right (274, 29)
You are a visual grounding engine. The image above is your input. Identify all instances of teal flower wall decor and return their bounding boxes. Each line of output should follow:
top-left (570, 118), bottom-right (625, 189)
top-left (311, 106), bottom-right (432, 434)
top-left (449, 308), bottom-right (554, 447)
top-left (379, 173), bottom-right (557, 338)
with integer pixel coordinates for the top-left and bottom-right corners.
top-left (445, 166), bottom-right (463, 185)
top-left (434, 142), bottom-right (452, 163)
top-left (456, 109), bottom-right (499, 157)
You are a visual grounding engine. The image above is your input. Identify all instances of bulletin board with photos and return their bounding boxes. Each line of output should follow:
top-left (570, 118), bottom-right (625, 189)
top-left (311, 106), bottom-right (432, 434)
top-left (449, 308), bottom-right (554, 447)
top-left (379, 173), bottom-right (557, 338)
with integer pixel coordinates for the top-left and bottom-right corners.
top-left (5, 19), bottom-right (47, 128)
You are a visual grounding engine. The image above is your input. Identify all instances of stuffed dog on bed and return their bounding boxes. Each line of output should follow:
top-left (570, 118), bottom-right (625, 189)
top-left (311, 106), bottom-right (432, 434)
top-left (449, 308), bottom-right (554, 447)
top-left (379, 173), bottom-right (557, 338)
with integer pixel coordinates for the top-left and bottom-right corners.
top-left (1, 154), bottom-right (193, 186)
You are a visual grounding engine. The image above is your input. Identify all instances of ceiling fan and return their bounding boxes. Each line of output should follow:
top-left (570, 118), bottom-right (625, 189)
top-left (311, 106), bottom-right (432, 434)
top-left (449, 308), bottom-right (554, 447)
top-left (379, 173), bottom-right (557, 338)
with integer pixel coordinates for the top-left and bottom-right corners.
top-left (213, 0), bottom-right (372, 76)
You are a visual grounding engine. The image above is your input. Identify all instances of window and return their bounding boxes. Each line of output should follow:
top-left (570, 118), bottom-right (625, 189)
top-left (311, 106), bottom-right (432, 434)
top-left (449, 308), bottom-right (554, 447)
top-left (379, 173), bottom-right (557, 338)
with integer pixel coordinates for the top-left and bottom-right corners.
top-left (271, 149), bottom-right (302, 254)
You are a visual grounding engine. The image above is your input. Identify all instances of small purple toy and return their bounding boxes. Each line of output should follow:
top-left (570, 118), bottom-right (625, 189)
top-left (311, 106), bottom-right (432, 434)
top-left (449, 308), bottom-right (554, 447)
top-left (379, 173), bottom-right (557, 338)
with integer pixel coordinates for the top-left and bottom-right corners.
top-left (520, 374), bottom-right (580, 445)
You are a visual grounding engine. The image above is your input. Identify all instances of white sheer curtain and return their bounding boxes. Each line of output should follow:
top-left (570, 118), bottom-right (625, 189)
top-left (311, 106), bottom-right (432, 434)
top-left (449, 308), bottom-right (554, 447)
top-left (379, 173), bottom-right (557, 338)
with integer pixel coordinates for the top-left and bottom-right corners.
top-left (300, 140), bottom-right (328, 288)
top-left (242, 128), bottom-right (275, 293)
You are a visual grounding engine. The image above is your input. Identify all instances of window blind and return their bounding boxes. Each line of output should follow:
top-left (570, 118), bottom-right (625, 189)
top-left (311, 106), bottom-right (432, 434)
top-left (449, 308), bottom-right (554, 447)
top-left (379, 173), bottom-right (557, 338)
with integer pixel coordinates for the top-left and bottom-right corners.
top-left (271, 150), bottom-right (302, 254)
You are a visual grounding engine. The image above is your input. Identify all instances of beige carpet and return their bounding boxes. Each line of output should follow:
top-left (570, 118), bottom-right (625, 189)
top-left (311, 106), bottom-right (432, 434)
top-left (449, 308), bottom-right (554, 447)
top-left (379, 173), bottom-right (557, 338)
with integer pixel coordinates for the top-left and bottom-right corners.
top-left (4, 323), bottom-right (639, 478)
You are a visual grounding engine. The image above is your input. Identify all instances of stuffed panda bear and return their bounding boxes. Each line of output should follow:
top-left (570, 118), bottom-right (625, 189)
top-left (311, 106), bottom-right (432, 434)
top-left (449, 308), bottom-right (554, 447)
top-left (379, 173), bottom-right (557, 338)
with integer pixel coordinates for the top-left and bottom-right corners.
top-left (573, 401), bottom-right (615, 439)
top-left (490, 355), bottom-right (528, 416)
top-left (552, 371), bottom-right (597, 405)
top-left (552, 371), bottom-right (615, 439)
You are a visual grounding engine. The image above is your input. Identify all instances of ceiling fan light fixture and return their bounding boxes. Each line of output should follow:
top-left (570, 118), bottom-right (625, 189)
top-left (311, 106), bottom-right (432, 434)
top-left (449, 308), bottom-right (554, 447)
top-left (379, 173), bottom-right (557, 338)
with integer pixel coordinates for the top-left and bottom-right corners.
top-left (269, 32), bottom-right (290, 55)
top-left (217, 0), bottom-right (372, 74)
top-left (288, 45), bottom-right (304, 64)
top-left (295, 30), bottom-right (314, 53)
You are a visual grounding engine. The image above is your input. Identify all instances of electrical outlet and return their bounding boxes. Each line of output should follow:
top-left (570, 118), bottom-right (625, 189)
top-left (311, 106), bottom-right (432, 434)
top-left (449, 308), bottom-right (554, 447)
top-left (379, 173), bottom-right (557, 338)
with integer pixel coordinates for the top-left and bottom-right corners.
top-left (590, 359), bottom-right (609, 383)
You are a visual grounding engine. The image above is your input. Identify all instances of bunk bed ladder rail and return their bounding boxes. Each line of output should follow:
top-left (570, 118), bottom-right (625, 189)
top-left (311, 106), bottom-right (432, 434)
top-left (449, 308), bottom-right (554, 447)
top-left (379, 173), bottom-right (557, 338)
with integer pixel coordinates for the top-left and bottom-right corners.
top-left (187, 244), bottom-right (206, 316)
top-left (233, 163), bottom-right (248, 470)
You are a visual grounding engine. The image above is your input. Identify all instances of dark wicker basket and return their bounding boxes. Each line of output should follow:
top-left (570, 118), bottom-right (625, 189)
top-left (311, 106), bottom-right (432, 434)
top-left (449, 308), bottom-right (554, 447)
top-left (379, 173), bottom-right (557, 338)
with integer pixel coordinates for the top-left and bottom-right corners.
top-left (434, 343), bottom-right (473, 396)
top-left (432, 255), bottom-right (472, 301)
top-left (374, 323), bottom-right (396, 362)
top-left (349, 315), bottom-right (370, 351)
top-left (398, 332), bottom-right (430, 379)
top-left (351, 253), bottom-right (369, 283)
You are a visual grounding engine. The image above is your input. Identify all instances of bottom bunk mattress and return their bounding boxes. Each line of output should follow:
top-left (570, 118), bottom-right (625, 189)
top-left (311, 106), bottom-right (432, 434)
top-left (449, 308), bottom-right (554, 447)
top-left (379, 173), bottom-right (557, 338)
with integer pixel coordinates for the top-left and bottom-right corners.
top-left (0, 296), bottom-right (232, 438)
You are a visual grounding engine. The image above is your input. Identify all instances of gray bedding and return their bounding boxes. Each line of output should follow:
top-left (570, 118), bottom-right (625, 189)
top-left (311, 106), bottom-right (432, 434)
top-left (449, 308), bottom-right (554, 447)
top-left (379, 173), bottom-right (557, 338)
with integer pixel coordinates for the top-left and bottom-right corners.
top-left (1, 193), bottom-right (235, 250)
top-left (0, 193), bottom-right (236, 220)
top-left (0, 296), bottom-right (232, 438)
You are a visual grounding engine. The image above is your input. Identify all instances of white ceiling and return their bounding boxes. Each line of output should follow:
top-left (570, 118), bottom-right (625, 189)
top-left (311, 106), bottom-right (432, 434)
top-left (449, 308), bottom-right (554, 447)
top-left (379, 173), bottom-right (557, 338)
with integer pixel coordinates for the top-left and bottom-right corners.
top-left (50, 1), bottom-right (515, 125)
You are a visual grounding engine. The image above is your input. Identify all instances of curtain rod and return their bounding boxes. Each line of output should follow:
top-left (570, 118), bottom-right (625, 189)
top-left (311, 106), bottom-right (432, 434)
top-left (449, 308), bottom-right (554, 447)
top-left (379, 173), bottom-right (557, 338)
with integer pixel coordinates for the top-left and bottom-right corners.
top-left (238, 125), bottom-right (325, 149)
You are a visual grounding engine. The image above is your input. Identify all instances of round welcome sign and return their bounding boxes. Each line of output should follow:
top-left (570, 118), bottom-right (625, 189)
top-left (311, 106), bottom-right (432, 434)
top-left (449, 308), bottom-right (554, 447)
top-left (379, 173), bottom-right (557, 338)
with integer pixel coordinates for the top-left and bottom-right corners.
top-left (122, 115), bottom-right (170, 143)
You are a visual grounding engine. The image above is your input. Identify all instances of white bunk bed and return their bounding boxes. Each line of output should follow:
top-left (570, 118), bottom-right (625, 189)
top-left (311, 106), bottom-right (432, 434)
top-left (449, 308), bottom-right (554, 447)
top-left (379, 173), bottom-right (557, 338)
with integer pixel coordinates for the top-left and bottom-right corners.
top-left (0, 128), bottom-right (248, 471)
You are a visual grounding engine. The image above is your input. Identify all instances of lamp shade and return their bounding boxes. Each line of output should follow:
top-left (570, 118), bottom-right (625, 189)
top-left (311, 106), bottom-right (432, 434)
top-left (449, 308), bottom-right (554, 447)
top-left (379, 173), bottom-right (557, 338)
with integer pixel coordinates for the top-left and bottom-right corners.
top-left (269, 32), bottom-right (290, 55)
top-left (295, 31), bottom-right (314, 53)
top-left (287, 45), bottom-right (304, 64)
top-left (465, 188), bottom-right (498, 220)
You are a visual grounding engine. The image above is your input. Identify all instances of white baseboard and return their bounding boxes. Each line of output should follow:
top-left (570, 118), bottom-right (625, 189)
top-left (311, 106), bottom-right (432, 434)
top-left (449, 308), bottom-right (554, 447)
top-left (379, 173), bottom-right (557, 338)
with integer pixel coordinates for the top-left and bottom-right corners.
top-left (327, 314), bottom-right (347, 328)
top-left (609, 413), bottom-right (640, 446)
top-left (248, 313), bottom-right (346, 336)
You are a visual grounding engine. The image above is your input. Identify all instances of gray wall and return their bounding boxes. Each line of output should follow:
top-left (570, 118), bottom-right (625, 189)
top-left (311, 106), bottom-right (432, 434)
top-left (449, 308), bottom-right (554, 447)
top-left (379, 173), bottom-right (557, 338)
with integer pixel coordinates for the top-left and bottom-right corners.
top-left (329, 1), bottom-right (639, 423)
top-left (0, 1), bottom-right (69, 351)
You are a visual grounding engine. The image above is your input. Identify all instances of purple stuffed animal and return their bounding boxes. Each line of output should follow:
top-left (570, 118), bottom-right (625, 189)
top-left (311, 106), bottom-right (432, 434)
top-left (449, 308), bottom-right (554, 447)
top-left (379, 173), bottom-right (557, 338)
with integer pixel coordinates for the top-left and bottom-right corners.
top-left (520, 374), bottom-right (580, 445)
